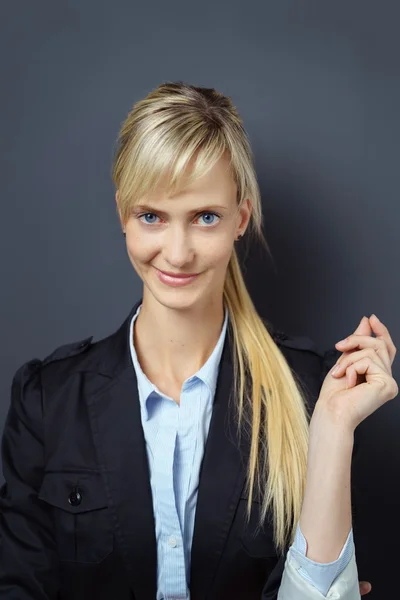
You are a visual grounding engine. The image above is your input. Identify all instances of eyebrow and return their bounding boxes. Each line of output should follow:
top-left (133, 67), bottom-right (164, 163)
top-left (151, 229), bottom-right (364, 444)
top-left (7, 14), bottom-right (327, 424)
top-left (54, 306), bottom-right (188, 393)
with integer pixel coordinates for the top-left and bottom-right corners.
top-left (132, 204), bottom-right (229, 215)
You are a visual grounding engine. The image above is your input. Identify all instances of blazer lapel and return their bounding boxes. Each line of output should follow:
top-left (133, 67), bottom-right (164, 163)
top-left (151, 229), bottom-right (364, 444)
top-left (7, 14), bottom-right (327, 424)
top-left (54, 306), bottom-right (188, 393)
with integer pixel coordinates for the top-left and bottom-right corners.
top-left (190, 322), bottom-right (250, 599)
top-left (85, 299), bottom-right (157, 600)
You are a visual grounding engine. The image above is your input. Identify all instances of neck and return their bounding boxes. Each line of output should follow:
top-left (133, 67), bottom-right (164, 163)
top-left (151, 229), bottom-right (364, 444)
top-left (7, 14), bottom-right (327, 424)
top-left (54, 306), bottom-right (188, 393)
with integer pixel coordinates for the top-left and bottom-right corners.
top-left (133, 293), bottom-right (225, 384)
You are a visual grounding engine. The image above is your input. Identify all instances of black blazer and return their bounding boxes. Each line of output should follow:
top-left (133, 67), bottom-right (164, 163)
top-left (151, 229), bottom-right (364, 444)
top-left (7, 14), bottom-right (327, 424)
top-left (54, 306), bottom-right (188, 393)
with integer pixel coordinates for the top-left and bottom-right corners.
top-left (0, 299), bottom-right (353, 600)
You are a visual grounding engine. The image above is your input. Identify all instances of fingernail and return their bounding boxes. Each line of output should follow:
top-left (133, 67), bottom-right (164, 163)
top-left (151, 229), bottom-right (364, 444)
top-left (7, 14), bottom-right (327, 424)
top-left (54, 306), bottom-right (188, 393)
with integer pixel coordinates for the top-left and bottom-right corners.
top-left (331, 364), bottom-right (340, 374)
top-left (371, 313), bottom-right (379, 321)
top-left (336, 338), bottom-right (347, 345)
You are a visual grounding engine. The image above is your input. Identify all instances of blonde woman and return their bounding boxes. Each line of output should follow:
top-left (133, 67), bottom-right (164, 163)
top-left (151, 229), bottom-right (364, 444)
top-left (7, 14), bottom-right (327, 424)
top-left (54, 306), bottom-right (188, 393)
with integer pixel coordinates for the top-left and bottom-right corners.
top-left (0, 82), bottom-right (394, 599)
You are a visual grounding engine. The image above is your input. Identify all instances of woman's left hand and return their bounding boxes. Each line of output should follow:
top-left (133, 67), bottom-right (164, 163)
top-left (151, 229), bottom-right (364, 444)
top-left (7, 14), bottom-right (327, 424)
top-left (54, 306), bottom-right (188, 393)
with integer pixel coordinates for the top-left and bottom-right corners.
top-left (318, 314), bottom-right (398, 431)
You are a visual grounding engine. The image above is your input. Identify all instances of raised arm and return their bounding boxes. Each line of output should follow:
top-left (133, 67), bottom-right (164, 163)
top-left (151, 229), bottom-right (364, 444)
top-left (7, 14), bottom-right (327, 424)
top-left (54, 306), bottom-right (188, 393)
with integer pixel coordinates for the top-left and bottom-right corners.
top-left (276, 314), bottom-right (397, 599)
top-left (300, 314), bottom-right (397, 563)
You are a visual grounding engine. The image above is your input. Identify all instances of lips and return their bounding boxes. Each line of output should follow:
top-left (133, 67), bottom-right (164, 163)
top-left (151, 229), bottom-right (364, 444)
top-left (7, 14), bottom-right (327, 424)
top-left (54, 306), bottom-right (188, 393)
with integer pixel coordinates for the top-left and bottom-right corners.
top-left (156, 268), bottom-right (199, 278)
top-left (154, 267), bottom-right (201, 287)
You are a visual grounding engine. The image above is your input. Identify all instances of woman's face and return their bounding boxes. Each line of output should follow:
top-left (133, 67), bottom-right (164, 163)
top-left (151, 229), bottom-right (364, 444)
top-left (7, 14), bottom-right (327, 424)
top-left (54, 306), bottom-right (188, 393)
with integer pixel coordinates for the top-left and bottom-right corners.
top-left (116, 154), bottom-right (252, 310)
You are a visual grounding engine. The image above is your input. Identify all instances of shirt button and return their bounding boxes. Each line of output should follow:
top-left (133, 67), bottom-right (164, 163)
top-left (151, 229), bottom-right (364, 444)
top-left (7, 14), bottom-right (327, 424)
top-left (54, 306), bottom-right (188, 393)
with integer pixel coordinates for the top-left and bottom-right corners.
top-left (168, 536), bottom-right (177, 547)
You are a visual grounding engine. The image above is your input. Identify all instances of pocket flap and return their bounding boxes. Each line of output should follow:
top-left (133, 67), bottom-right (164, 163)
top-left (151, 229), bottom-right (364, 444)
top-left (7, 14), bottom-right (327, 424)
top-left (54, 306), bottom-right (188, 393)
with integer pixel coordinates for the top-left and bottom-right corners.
top-left (38, 471), bottom-right (108, 513)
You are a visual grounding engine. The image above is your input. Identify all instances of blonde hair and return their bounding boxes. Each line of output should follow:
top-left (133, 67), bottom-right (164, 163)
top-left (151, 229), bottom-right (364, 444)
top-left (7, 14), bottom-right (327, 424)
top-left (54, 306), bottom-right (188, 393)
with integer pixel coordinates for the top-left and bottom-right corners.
top-left (111, 81), bottom-right (310, 555)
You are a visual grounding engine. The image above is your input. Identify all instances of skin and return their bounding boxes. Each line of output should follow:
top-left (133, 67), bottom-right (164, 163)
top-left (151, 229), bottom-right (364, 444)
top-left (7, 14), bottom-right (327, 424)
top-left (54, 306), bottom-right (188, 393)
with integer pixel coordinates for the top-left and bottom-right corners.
top-left (115, 153), bottom-right (381, 594)
top-left (360, 581), bottom-right (372, 595)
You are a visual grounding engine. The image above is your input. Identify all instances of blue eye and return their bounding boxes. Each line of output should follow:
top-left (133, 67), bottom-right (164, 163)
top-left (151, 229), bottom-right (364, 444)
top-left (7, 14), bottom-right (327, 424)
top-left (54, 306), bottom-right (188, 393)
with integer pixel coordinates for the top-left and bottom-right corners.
top-left (200, 213), bottom-right (218, 225)
top-left (137, 212), bottom-right (221, 226)
top-left (140, 213), bottom-right (158, 224)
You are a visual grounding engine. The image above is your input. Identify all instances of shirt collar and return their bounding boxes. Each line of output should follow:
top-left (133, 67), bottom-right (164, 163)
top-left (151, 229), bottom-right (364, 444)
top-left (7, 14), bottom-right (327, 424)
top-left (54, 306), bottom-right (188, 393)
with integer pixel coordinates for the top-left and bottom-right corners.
top-left (128, 303), bottom-right (229, 420)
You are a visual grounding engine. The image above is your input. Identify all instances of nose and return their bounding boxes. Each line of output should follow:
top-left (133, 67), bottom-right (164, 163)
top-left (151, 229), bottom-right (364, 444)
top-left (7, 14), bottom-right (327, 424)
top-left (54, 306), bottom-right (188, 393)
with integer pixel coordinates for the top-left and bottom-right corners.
top-left (162, 228), bottom-right (194, 267)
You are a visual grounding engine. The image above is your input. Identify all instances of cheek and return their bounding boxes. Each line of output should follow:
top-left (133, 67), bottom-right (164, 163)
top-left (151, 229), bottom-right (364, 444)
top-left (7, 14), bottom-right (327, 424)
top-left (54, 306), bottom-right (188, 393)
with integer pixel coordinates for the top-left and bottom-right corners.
top-left (203, 240), bottom-right (234, 269)
top-left (126, 234), bottom-right (154, 260)
top-left (125, 239), bottom-right (151, 276)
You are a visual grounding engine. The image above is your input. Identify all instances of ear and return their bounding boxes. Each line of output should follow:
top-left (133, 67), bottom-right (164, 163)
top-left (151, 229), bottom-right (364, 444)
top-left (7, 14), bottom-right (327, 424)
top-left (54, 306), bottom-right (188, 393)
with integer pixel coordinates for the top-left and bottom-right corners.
top-left (236, 198), bottom-right (252, 234)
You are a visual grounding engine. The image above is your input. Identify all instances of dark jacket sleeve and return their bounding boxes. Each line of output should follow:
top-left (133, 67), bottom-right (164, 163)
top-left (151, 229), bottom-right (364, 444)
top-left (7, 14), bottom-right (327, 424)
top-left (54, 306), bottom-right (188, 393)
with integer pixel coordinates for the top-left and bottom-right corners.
top-left (0, 360), bottom-right (60, 599)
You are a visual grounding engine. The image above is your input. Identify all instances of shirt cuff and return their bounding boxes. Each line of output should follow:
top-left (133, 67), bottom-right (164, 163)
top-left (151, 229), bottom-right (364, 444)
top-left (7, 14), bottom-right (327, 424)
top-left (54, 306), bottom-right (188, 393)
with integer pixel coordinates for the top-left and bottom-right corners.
top-left (287, 521), bottom-right (355, 596)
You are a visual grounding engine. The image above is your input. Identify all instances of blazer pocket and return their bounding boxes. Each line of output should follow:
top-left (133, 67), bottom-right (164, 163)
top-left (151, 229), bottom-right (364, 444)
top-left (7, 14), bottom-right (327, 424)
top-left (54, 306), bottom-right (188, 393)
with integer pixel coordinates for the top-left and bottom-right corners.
top-left (38, 470), bottom-right (114, 564)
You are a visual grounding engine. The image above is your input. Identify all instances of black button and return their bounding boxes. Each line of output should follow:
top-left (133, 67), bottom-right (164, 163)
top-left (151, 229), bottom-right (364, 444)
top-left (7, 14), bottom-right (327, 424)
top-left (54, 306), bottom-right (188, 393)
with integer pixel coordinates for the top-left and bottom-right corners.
top-left (68, 490), bottom-right (82, 506)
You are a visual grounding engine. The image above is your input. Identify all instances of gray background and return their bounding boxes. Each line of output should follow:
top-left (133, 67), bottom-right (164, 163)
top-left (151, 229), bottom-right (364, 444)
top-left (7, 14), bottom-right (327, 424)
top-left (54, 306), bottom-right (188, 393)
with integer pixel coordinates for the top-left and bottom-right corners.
top-left (1, 1), bottom-right (399, 597)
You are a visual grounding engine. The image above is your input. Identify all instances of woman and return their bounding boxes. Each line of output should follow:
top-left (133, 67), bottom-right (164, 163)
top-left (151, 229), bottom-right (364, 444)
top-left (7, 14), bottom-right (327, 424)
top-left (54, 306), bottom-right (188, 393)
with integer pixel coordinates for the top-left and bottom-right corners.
top-left (0, 81), bottom-right (393, 599)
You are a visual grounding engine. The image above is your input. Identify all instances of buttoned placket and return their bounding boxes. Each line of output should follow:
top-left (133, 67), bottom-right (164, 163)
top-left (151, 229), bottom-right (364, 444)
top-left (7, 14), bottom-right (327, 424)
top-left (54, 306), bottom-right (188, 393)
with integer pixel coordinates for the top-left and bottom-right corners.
top-left (154, 395), bottom-right (186, 598)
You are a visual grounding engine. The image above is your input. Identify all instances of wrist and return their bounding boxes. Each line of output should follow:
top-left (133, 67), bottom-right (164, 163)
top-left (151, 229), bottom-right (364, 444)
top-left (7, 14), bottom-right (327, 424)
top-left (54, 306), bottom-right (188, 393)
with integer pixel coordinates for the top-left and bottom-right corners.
top-left (311, 399), bottom-right (356, 438)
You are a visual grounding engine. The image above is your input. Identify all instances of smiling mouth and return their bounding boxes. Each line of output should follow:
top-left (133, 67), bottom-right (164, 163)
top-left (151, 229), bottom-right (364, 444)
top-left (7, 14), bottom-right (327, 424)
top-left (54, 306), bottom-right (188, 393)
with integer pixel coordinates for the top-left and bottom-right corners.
top-left (155, 268), bottom-right (200, 278)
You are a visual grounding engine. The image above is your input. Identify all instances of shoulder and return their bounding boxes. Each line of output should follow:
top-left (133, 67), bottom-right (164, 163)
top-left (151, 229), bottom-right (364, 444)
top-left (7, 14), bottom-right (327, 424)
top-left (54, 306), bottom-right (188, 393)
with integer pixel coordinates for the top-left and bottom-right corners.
top-left (41, 335), bottom-right (94, 366)
top-left (11, 335), bottom-right (95, 396)
top-left (268, 328), bottom-right (339, 414)
top-left (6, 336), bottom-right (94, 435)
top-left (270, 326), bottom-right (341, 382)
top-left (272, 328), bottom-right (321, 354)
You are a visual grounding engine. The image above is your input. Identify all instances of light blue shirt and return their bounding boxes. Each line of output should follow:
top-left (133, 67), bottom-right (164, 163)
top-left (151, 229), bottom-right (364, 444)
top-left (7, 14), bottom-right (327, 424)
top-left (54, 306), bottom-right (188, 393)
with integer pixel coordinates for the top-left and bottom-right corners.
top-left (129, 303), bottom-right (354, 598)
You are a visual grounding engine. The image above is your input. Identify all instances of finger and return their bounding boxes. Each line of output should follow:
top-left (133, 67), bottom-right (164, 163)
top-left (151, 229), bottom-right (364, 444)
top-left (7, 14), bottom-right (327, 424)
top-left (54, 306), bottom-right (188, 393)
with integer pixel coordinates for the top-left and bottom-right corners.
top-left (369, 314), bottom-right (397, 365)
top-left (335, 337), bottom-right (391, 373)
top-left (334, 317), bottom-right (372, 367)
top-left (331, 348), bottom-right (388, 378)
top-left (359, 580), bottom-right (372, 595)
top-left (346, 364), bottom-right (360, 389)
top-left (354, 316), bottom-right (373, 336)
top-left (345, 358), bottom-right (398, 401)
